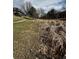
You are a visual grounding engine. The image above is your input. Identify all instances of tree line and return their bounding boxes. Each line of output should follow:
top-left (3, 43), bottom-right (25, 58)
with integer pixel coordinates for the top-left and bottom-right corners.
top-left (13, 1), bottom-right (66, 19)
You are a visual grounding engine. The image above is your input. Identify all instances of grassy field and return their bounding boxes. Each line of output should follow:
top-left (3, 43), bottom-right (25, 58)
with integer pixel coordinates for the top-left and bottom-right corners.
top-left (13, 16), bottom-right (66, 59)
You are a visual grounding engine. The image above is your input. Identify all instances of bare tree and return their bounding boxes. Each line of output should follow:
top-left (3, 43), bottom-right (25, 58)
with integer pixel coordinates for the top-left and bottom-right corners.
top-left (37, 8), bottom-right (45, 17)
top-left (21, 1), bottom-right (32, 15)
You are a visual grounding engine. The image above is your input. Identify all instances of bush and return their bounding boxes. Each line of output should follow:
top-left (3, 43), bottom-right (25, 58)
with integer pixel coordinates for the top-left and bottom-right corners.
top-left (36, 22), bottom-right (66, 59)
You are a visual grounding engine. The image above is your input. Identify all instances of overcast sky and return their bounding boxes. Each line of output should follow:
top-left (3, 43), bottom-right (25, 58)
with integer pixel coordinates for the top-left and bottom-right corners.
top-left (13, 0), bottom-right (66, 12)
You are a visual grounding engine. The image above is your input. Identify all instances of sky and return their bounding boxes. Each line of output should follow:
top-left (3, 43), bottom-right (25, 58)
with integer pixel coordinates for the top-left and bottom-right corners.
top-left (13, 0), bottom-right (66, 12)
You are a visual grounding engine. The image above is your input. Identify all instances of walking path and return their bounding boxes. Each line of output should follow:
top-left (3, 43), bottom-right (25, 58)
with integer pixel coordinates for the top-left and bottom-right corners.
top-left (13, 19), bottom-right (26, 23)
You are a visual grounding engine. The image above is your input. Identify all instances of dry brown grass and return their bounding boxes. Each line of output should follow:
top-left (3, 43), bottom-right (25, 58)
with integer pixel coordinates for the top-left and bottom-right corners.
top-left (13, 16), bottom-right (66, 59)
